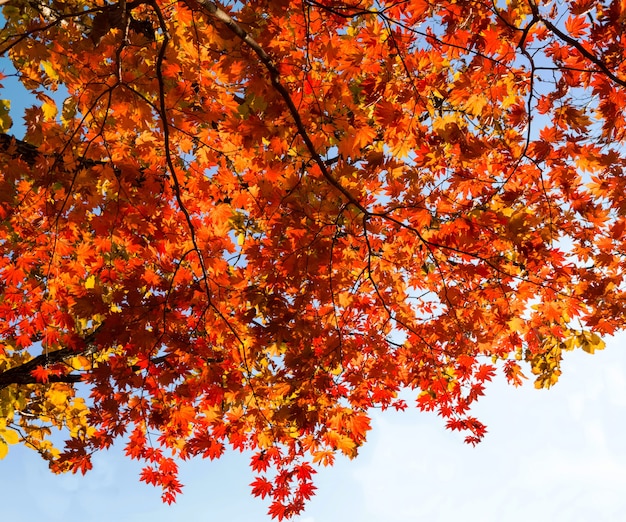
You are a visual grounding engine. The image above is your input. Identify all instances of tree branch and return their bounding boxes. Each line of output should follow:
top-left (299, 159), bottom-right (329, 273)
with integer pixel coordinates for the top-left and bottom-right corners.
top-left (194, 0), bottom-right (370, 215)
top-left (0, 328), bottom-right (102, 390)
top-left (529, 2), bottom-right (626, 89)
top-left (0, 132), bottom-right (119, 172)
top-left (0, 133), bottom-right (41, 164)
top-left (0, 347), bottom-right (77, 390)
top-left (0, 338), bottom-right (223, 390)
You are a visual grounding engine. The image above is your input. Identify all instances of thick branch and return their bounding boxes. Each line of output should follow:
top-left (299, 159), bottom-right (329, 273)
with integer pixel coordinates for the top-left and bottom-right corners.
top-left (0, 341), bottom-right (223, 390)
top-left (3, 372), bottom-right (84, 387)
top-left (0, 133), bottom-right (41, 164)
top-left (0, 328), bottom-right (103, 390)
top-left (0, 347), bottom-right (77, 390)
top-left (0, 132), bottom-right (118, 173)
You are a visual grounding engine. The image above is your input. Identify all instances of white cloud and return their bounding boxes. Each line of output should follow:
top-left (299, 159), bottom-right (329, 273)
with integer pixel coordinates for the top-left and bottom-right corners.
top-left (346, 332), bottom-right (626, 522)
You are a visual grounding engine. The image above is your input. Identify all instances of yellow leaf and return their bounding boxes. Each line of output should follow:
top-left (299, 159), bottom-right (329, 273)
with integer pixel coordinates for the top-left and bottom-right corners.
top-left (564, 335), bottom-right (578, 351)
top-left (588, 332), bottom-right (604, 348)
top-left (580, 331), bottom-right (605, 354)
top-left (0, 439), bottom-right (7, 460)
top-left (507, 316), bottom-right (525, 333)
top-left (337, 291), bottom-right (352, 308)
top-left (69, 355), bottom-right (92, 370)
top-left (330, 365), bottom-right (343, 376)
top-left (0, 428), bottom-right (19, 445)
top-left (256, 429), bottom-right (274, 449)
top-left (61, 97), bottom-right (77, 125)
top-left (312, 449), bottom-right (335, 466)
top-left (0, 99), bottom-right (12, 132)
top-left (42, 98), bottom-right (58, 121)
top-left (41, 60), bottom-right (59, 82)
top-left (85, 275), bottom-right (96, 289)
top-left (335, 434), bottom-right (357, 457)
top-left (463, 94), bottom-right (487, 117)
top-left (47, 388), bottom-right (68, 407)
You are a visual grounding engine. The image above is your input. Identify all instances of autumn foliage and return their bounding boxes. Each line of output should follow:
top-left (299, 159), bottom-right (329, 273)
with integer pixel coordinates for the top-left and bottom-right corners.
top-left (0, 0), bottom-right (624, 517)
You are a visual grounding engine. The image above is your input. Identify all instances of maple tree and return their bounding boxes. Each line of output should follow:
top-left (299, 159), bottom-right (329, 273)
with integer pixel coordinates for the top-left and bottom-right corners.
top-left (0, 0), bottom-right (624, 517)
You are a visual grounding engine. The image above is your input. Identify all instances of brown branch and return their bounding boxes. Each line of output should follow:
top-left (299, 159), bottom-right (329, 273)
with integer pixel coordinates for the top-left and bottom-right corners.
top-left (4, 373), bottom-right (84, 387)
top-left (0, 327), bottom-right (104, 390)
top-left (0, 347), bottom-right (77, 390)
top-left (529, 2), bottom-right (626, 89)
top-left (0, 340), bottom-right (223, 390)
top-left (0, 133), bottom-right (41, 164)
top-left (0, 132), bottom-right (121, 173)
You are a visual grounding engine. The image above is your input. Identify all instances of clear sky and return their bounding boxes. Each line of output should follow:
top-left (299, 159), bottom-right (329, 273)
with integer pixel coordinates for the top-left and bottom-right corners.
top-left (2, 332), bottom-right (625, 522)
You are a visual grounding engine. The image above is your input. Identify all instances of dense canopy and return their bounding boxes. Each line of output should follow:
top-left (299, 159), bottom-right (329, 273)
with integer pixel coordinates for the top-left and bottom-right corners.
top-left (0, 0), bottom-right (624, 518)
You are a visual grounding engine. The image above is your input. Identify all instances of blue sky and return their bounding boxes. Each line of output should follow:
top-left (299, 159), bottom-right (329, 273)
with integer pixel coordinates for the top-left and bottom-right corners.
top-left (2, 332), bottom-right (626, 521)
